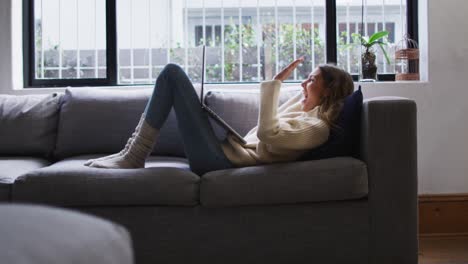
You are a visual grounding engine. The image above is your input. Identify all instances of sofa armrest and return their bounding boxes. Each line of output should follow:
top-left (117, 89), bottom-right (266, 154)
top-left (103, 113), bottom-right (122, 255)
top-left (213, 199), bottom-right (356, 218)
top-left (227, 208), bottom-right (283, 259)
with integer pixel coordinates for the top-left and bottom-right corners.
top-left (360, 97), bottom-right (418, 264)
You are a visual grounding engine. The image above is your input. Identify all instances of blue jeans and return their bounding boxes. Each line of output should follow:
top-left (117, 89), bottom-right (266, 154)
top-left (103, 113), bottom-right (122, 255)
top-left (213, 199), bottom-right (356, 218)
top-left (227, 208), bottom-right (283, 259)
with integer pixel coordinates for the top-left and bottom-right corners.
top-left (144, 63), bottom-right (234, 175)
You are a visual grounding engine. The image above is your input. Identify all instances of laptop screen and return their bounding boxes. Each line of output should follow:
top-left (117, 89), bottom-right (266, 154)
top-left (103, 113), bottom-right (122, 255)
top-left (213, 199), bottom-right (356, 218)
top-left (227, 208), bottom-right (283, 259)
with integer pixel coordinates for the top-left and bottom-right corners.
top-left (200, 45), bottom-right (206, 107)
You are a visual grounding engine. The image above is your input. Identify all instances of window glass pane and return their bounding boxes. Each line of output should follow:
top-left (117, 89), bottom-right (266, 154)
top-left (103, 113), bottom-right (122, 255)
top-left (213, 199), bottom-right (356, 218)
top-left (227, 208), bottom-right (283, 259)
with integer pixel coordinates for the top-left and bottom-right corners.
top-left (278, 4), bottom-right (294, 80)
top-left (116, 0), bottom-right (325, 84)
top-left (34, 0), bottom-right (107, 80)
top-left (336, 0), bottom-right (406, 74)
top-left (221, 5), bottom-right (240, 82)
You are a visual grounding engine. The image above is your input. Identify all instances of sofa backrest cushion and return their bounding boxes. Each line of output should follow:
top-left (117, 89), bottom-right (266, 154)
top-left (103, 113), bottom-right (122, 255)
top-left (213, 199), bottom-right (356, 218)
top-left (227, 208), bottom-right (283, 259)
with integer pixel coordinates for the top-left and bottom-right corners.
top-left (0, 94), bottom-right (61, 157)
top-left (54, 88), bottom-right (184, 159)
top-left (204, 87), bottom-right (301, 139)
top-left (299, 86), bottom-right (363, 160)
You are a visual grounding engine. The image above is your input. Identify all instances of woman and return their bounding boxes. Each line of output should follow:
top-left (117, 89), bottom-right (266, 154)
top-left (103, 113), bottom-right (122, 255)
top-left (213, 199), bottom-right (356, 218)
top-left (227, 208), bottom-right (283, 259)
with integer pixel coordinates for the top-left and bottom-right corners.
top-left (85, 57), bottom-right (354, 175)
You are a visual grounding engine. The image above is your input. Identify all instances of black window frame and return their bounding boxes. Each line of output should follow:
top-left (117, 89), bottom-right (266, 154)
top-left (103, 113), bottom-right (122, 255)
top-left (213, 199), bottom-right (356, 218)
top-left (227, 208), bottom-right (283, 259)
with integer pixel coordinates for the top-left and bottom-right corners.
top-left (23, 0), bottom-right (418, 87)
top-left (23, 0), bottom-right (117, 87)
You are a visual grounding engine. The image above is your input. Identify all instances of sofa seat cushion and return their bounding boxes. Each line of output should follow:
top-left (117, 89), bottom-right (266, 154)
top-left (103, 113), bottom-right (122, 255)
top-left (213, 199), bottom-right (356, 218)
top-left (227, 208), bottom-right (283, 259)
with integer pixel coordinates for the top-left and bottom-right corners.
top-left (200, 157), bottom-right (368, 208)
top-left (13, 155), bottom-right (199, 206)
top-left (0, 157), bottom-right (52, 201)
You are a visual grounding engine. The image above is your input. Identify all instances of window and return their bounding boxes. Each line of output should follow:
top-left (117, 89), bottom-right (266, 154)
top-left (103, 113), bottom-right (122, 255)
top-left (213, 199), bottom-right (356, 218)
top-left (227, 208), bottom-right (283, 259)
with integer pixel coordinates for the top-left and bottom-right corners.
top-left (24, 0), bottom-right (110, 86)
top-left (23, 0), bottom-right (418, 87)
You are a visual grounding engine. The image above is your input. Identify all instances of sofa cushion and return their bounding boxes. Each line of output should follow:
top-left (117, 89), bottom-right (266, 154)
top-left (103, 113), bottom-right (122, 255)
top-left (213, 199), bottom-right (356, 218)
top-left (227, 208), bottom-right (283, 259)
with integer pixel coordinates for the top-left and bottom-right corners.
top-left (204, 87), bottom-right (300, 138)
top-left (0, 204), bottom-right (133, 264)
top-left (54, 88), bottom-right (185, 159)
top-left (300, 86), bottom-right (363, 160)
top-left (0, 157), bottom-right (52, 201)
top-left (13, 155), bottom-right (199, 206)
top-left (200, 157), bottom-right (368, 207)
top-left (0, 94), bottom-right (61, 157)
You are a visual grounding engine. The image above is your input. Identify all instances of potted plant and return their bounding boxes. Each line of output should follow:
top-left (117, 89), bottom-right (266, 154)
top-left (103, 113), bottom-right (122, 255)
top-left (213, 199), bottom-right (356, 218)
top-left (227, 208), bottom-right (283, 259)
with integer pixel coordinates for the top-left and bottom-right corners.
top-left (352, 31), bottom-right (391, 81)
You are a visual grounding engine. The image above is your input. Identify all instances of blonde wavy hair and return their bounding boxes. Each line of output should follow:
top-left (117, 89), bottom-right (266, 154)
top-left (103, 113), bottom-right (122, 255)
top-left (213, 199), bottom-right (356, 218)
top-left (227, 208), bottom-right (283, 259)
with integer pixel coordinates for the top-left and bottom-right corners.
top-left (316, 64), bottom-right (354, 130)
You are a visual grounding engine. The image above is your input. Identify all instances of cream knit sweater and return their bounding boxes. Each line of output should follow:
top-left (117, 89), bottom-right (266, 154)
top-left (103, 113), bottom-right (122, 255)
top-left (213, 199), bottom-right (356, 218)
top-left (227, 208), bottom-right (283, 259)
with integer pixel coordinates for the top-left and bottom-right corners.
top-left (221, 80), bottom-right (330, 167)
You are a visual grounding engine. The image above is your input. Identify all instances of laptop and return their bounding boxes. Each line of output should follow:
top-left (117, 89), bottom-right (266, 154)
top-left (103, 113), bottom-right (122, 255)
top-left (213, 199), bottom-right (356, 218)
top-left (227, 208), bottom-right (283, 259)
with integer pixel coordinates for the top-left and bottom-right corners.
top-left (200, 45), bottom-right (247, 145)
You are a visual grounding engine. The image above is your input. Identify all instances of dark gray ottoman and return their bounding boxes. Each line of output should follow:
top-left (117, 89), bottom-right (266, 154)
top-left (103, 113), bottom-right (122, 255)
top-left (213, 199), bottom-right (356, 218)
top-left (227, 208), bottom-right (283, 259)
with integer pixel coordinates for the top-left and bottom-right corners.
top-left (0, 204), bottom-right (133, 264)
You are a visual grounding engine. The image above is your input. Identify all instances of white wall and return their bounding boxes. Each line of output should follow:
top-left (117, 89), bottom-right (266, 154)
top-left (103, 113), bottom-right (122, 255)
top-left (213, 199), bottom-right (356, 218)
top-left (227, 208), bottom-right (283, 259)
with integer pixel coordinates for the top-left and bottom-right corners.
top-left (1, 0), bottom-right (468, 194)
top-left (421, 0), bottom-right (468, 193)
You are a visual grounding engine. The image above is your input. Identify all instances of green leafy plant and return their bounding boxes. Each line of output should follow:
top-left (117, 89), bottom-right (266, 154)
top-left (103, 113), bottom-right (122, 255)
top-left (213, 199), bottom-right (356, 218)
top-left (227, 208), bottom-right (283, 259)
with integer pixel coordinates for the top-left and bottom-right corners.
top-left (352, 30), bottom-right (391, 64)
top-left (351, 30), bottom-right (391, 80)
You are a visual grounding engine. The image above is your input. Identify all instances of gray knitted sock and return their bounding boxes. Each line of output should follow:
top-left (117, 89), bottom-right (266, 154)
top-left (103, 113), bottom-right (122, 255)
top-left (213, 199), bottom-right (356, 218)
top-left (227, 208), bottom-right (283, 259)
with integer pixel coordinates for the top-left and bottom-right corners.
top-left (88, 120), bottom-right (159, 169)
top-left (84, 114), bottom-right (146, 166)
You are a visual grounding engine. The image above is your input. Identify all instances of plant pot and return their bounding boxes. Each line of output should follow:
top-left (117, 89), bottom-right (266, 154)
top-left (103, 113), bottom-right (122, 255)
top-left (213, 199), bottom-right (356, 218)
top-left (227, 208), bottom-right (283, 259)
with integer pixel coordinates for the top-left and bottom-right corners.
top-left (361, 51), bottom-right (377, 81)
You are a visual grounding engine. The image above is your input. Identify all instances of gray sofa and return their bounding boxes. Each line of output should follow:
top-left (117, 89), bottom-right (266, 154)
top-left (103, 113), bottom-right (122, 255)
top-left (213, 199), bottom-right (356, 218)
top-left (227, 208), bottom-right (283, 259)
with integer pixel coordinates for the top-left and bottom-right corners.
top-left (0, 86), bottom-right (418, 264)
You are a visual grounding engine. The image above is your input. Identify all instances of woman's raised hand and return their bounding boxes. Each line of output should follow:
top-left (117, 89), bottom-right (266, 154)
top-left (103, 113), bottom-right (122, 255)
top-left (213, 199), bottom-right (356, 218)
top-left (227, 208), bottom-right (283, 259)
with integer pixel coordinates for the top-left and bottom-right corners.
top-left (273, 56), bottom-right (305, 82)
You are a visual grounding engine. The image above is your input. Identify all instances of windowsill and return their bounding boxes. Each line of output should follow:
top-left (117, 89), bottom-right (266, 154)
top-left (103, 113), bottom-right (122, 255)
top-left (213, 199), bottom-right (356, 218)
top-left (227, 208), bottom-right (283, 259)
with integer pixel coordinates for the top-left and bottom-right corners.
top-left (356, 80), bottom-right (430, 87)
top-left (357, 80), bottom-right (429, 85)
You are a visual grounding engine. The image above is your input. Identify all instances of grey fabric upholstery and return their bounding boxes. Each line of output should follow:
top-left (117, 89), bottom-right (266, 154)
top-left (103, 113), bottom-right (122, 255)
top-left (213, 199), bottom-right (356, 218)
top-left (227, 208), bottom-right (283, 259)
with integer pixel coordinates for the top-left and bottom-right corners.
top-left (13, 155), bottom-right (199, 206)
top-left (79, 201), bottom-right (368, 264)
top-left (360, 97), bottom-right (418, 264)
top-left (201, 157), bottom-right (368, 207)
top-left (204, 87), bottom-right (300, 138)
top-left (54, 88), bottom-right (185, 159)
top-left (0, 204), bottom-right (133, 264)
top-left (0, 157), bottom-right (51, 201)
top-left (0, 94), bottom-right (61, 157)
